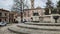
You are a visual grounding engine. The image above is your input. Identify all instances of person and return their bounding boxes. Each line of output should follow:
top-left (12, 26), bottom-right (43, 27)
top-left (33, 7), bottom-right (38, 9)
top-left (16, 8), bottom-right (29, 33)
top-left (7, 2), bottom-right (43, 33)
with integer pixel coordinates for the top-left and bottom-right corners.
top-left (23, 19), bottom-right (27, 23)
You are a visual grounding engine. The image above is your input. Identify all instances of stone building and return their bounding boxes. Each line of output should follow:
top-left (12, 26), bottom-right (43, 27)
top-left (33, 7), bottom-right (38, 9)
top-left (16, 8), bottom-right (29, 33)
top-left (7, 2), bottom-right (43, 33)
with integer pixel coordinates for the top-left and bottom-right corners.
top-left (0, 9), bottom-right (19, 23)
top-left (23, 7), bottom-right (44, 22)
top-left (22, 0), bottom-right (60, 23)
top-left (0, 9), bottom-right (9, 23)
top-left (9, 11), bottom-right (19, 23)
top-left (23, 9), bottom-right (60, 23)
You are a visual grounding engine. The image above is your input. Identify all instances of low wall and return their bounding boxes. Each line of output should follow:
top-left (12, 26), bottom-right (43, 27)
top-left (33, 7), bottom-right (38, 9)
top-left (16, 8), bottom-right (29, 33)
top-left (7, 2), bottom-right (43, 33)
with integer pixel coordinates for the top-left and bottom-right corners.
top-left (43, 15), bottom-right (60, 23)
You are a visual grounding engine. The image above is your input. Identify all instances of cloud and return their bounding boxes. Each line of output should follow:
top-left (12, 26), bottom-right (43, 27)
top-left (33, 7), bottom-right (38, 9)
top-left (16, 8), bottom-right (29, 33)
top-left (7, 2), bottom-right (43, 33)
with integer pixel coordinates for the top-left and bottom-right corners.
top-left (0, 0), bottom-right (59, 10)
top-left (34, 0), bottom-right (47, 8)
top-left (34, 0), bottom-right (59, 8)
top-left (0, 0), bottom-right (14, 10)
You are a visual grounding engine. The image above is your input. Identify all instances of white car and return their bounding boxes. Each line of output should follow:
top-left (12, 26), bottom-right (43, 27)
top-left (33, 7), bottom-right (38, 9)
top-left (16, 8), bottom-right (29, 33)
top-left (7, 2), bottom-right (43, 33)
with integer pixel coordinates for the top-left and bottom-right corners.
top-left (0, 22), bottom-right (7, 26)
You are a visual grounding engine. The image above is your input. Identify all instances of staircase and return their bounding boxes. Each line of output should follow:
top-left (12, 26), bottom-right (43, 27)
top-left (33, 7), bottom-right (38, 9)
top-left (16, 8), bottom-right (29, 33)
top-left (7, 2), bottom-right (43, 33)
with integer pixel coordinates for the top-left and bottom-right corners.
top-left (8, 22), bottom-right (60, 34)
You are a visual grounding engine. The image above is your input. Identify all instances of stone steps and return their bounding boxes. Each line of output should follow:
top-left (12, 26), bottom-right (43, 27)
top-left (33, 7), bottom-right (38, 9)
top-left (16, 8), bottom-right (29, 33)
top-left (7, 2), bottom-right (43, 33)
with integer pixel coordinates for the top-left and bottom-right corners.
top-left (25, 22), bottom-right (60, 26)
top-left (8, 25), bottom-right (60, 34)
top-left (8, 23), bottom-right (60, 34)
top-left (17, 23), bottom-right (60, 31)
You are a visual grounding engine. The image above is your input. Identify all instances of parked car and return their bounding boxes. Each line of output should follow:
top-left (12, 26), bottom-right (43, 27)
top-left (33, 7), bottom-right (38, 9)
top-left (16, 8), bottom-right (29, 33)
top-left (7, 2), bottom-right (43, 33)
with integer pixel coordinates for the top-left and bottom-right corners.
top-left (0, 22), bottom-right (7, 26)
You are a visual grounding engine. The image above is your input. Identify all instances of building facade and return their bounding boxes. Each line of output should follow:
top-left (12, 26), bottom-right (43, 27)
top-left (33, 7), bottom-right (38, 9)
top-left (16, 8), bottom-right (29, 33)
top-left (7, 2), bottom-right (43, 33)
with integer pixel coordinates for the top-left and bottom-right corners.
top-left (23, 8), bottom-right (60, 23)
top-left (23, 7), bottom-right (44, 22)
top-left (9, 11), bottom-right (19, 23)
top-left (0, 9), bottom-right (9, 23)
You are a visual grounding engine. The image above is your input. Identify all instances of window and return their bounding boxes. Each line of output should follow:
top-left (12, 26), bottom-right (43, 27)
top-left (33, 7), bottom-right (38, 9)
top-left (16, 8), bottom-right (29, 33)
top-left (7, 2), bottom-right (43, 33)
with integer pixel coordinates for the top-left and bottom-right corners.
top-left (0, 19), bottom-right (2, 22)
top-left (24, 12), bottom-right (26, 17)
top-left (5, 13), bottom-right (7, 16)
top-left (0, 13), bottom-right (2, 16)
top-left (5, 19), bottom-right (6, 21)
top-left (33, 13), bottom-right (39, 16)
top-left (28, 11), bottom-right (30, 17)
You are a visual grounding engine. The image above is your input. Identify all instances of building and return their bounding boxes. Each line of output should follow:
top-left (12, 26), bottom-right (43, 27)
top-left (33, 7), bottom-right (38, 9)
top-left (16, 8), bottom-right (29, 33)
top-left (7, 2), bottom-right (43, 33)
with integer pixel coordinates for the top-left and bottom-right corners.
top-left (12, 0), bottom-right (60, 23)
top-left (22, 0), bottom-right (60, 23)
top-left (9, 12), bottom-right (14, 23)
top-left (0, 9), bottom-right (9, 23)
top-left (23, 7), bottom-right (44, 22)
top-left (0, 9), bottom-right (19, 23)
top-left (9, 11), bottom-right (19, 23)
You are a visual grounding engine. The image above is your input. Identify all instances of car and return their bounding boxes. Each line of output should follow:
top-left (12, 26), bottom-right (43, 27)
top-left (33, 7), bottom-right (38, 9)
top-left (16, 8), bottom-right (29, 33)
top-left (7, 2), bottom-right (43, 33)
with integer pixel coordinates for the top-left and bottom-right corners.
top-left (0, 22), bottom-right (7, 26)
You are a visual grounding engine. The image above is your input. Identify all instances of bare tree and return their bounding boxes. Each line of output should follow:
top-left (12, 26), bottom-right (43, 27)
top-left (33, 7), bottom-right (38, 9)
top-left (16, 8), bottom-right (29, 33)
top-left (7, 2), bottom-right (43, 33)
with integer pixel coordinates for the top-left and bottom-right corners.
top-left (11, 0), bottom-right (29, 23)
top-left (11, 0), bottom-right (29, 12)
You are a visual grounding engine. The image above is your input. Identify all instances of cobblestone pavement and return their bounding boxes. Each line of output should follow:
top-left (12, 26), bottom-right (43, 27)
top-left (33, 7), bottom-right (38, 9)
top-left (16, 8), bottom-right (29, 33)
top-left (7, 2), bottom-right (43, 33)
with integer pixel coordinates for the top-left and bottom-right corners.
top-left (0, 24), bottom-right (18, 34)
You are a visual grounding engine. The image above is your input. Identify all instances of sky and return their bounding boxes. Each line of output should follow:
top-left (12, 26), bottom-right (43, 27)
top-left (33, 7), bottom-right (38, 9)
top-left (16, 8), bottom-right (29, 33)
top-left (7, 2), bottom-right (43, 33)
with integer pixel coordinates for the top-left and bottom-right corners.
top-left (0, 0), bottom-right (59, 10)
top-left (34, 0), bottom-right (59, 8)
top-left (0, 0), bottom-right (14, 10)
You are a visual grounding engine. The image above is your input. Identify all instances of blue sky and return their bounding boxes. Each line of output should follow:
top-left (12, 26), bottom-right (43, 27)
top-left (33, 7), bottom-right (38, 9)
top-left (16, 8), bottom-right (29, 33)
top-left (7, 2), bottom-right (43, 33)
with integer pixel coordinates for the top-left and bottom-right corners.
top-left (0, 0), bottom-right (59, 10)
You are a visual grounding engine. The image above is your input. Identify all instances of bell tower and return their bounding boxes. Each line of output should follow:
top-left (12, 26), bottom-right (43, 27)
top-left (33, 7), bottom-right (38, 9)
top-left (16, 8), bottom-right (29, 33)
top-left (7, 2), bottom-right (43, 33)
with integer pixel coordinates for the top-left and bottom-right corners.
top-left (31, 0), bottom-right (34, 9)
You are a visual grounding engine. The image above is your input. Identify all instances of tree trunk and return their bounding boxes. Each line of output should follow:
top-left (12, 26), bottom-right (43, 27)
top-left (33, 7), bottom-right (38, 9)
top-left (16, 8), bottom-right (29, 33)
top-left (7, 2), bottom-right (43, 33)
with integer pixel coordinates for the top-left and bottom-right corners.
top-left (21, 12), bottom-right (23, 23)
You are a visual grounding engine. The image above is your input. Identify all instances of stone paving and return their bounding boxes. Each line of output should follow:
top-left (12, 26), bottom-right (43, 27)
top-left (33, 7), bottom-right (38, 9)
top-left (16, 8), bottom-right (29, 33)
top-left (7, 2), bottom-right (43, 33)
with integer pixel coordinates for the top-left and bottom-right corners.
top-left (0, 24), bottom-right (18, 34)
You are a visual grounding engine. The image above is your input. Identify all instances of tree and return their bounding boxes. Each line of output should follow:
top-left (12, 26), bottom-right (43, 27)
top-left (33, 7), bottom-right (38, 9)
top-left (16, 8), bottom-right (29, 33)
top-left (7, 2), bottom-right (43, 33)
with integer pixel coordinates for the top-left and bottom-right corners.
top-left (46, 0), bottom-right (53, 8)
top-left (57, 0), bottom-right (60, 14)
top-left (45, 0), bottom-right (54, 15)
top-left (57, 0), bottom-right (60, 7)
top-left (11, 0), bottom-right (29, 12)
top-left (11, 0), bottom-right (29, 22)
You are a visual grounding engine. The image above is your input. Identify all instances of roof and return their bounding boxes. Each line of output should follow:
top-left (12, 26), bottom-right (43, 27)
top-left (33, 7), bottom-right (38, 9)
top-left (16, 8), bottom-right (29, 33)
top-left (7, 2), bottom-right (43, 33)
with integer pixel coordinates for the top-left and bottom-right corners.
top-left (36, 6), bottom-right (41, 9)
top-left (0, 9), bottom-right (10, 12)
top-left (24, 8), bottom-right (44, 11)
